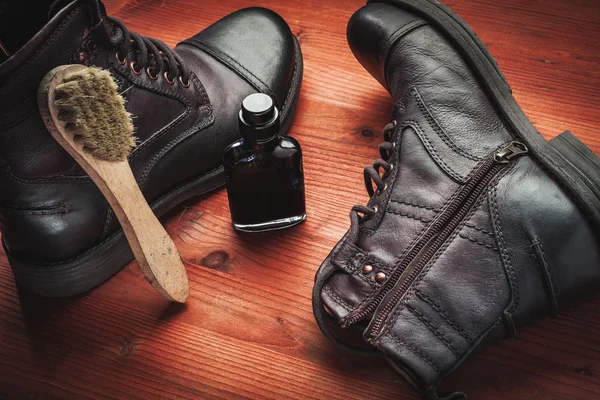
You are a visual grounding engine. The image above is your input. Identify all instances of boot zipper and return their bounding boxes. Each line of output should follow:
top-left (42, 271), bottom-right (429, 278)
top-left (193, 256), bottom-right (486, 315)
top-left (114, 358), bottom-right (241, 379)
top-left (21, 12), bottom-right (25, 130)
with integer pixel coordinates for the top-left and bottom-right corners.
top-left (341, 141), bottom-right (528, 334)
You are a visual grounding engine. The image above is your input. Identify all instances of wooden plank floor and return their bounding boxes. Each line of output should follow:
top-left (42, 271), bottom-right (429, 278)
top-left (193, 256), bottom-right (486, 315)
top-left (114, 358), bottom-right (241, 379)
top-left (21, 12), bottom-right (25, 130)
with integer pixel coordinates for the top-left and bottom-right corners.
top-left (1, 0), bottom-right (599, 399)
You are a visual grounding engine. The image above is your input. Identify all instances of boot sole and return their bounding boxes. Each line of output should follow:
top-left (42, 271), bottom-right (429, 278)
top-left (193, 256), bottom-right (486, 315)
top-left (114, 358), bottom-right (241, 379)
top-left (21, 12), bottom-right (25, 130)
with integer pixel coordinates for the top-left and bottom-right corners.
top-left (6, 37), bottom-right (304, 298)
top-left (370, 0), bottom-right (600, 234)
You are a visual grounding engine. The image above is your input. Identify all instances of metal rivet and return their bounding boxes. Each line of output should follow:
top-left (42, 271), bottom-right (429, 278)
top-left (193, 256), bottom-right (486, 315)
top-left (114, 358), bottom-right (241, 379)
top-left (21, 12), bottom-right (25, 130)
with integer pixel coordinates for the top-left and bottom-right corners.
top-left (362, 265), bottom-right (373, 274)
top-left (375, 272), bottom-right (386, 283)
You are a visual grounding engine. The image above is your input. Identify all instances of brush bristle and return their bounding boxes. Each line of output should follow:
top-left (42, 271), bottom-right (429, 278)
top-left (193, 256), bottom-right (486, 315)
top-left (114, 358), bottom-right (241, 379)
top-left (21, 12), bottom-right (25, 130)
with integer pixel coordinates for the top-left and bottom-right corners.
top-left (53, 67), bottom-right (135, 162)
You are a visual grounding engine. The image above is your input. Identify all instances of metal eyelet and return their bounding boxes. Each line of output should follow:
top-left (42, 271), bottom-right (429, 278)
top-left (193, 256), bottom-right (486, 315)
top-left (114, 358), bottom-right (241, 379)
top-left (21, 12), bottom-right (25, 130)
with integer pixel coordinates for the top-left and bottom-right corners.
top-left (130, 61), bottom-right (142, 76)
top-left (377, 184), bottom-right (388, 196)
top-left (115, 52), bottom-right (126, 66)
top-left (179, 76), bottom-right (191, 88)
top-left (360, 205), bottom-right (378, 222)
top-left (146, 67), bottom-right (158, 80)
top-left (382, 164), bottom-right (394, 179)
top-left (164, 72), bottom-right (175, 84)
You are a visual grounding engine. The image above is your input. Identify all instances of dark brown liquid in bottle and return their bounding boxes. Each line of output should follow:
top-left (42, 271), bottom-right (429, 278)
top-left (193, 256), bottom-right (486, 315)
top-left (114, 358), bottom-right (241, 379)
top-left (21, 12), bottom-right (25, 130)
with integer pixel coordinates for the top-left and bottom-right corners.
top-left (225, 137), bottom-right (305, 229)
top-left (223, 93), bottom-right (306, 232)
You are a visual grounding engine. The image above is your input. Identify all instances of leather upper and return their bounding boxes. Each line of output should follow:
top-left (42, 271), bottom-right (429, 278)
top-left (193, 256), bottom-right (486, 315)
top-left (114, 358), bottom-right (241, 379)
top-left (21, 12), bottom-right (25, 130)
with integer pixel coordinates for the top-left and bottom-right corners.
top-left (181, 7), bottom-right (297, 111)
top-left (315, 3), bottom-right (600, 399)
top-left (0, 0), bottom-right (299, 262)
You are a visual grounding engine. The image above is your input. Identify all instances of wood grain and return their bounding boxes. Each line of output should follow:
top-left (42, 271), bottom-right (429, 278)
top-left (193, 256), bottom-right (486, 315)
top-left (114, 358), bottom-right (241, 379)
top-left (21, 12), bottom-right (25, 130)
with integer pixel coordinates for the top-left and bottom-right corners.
top-left (1, 0), bottom-right (599, 399)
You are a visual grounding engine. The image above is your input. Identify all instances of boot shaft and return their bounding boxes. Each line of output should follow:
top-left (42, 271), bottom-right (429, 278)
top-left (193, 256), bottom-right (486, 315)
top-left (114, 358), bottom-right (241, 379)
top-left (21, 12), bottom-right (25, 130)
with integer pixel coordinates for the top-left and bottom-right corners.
top-left (0, 0), bottom-right (214, 261)
top-left (317, 2), bottom-right (600, 398)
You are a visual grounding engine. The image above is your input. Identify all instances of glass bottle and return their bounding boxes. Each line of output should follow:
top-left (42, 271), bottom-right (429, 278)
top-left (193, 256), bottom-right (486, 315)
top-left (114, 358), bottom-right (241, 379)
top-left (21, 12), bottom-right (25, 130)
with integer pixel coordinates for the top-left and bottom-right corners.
top-left (223, 93), bottom-right (306, 232)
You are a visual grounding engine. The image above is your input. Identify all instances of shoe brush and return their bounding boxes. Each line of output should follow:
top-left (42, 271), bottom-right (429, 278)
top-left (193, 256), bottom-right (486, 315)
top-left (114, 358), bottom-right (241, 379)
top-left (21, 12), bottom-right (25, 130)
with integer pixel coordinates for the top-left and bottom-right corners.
top-left (37, 65), bottom-right (189, 303)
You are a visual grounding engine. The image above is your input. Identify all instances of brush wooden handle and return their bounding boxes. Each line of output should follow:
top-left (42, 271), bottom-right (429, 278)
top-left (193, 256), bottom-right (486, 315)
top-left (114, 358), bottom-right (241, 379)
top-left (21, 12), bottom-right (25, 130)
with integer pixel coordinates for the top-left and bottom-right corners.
top-left (38, 65), bottom-right (189, 303)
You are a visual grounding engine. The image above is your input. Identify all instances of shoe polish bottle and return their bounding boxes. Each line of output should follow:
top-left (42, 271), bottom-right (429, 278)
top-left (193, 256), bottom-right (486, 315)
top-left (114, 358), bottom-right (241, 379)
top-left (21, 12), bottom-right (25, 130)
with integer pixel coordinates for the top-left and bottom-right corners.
top-left (224, 93), bottom-right (306, 232)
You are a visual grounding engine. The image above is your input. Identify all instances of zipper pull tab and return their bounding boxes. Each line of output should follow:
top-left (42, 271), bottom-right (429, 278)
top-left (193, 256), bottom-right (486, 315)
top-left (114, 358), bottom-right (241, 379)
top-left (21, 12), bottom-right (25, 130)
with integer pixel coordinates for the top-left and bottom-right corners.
top-left (494, 141), bottom-right (529, 164)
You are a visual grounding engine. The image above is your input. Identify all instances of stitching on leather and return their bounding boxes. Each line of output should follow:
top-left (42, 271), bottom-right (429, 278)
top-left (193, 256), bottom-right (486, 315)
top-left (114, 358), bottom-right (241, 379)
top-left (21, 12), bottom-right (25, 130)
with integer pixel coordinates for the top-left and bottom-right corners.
top-left (348, 173), bottom-right (464, 318)
top-left (464, 223), bottom-right (495, 238)
top-left (402, 120), bottom-right (465, 183)
top-left (0, 157), bottom-right (92, 185)
top-left (406, 303), bottom-right (460, 356)
top-left (110, 64), bottom-right (192, 158)
top-left (0, 209), bottom-right (67, 216)
top-left (368, 261), bottom-right (394, 273)
top-left (383, 189), bottom-right (489, 339)
top-left (386, 209), bottom-right (432, 223)
top-left (281, 42), bottom-right (299, 115)
top-left (323, 284), bottom-right (355, 313)
top-left (139, 107), bottom-right (214, 185)
top-left (345, 144), bottom-right (475, 322)
top-left (344, 253), bottom-right (363, 274)
top-left (410, 88), bottom-right (483, 162)
top-left (458, 233), bottom-right (498, 251)
top-left (355, 270), bottom-right (378, 288)
top-left (139, 72), bottom-right (214, 186)
top-left (393, 99), bottom-right (405, 115)
top-left (329, 238), bottom-right (354, 265)
top-left (333, 252), bottom-right (377, 288)
top-left (0, 202), bottom-right (68, 215)
top-left (5, 165), bottom-right (224, 266)
top-left (531, 240), bottom-right (560, 318)
top-left (389, 199), bottom-right (441, 212)
top-left (101, 208), bottom-right (114, 239)
top-left (490, 184), bottom-right (519, 313)
top-left (358, 261), bottom-right (388, 287)
top-left (380, 20), bottom-right (428, 67)
top-left (415, 290), bottom-right (472, 343)
top-left (0, 202), bottom-right (63, 210)
top-left (385, 333), bottom-right (441, 373)
top-left (354, 256), bottom-right (389, 287)
top-left (185, 39), bottom-right (278, 104)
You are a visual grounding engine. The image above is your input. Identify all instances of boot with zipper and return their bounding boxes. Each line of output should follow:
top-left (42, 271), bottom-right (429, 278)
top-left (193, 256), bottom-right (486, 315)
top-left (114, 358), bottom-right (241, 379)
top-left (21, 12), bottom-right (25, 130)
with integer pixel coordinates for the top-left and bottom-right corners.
top-left (313, 1), bottom-right (600, 398)
top-left (0, 0), bottom-right (303, 297)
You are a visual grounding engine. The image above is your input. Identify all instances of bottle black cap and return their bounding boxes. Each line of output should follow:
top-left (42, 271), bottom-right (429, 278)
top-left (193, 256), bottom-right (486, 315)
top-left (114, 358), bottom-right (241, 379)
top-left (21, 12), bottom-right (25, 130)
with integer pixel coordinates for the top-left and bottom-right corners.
top-left (239, 93), bottom-right (280, 142)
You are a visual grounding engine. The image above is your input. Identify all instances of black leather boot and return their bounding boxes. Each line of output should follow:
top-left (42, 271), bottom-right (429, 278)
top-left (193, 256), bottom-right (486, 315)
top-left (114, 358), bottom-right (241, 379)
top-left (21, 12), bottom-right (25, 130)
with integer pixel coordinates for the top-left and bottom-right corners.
top-left (313, 1), bottom-right (600, 398)
top-left (0, 0), bottom-right (302, 297)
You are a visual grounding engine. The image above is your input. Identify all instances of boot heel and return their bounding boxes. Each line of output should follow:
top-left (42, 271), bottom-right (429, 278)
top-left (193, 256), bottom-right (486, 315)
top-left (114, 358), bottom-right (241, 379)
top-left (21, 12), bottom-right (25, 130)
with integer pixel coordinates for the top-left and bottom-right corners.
top-left (549, 131), bottom-right (600, 204)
